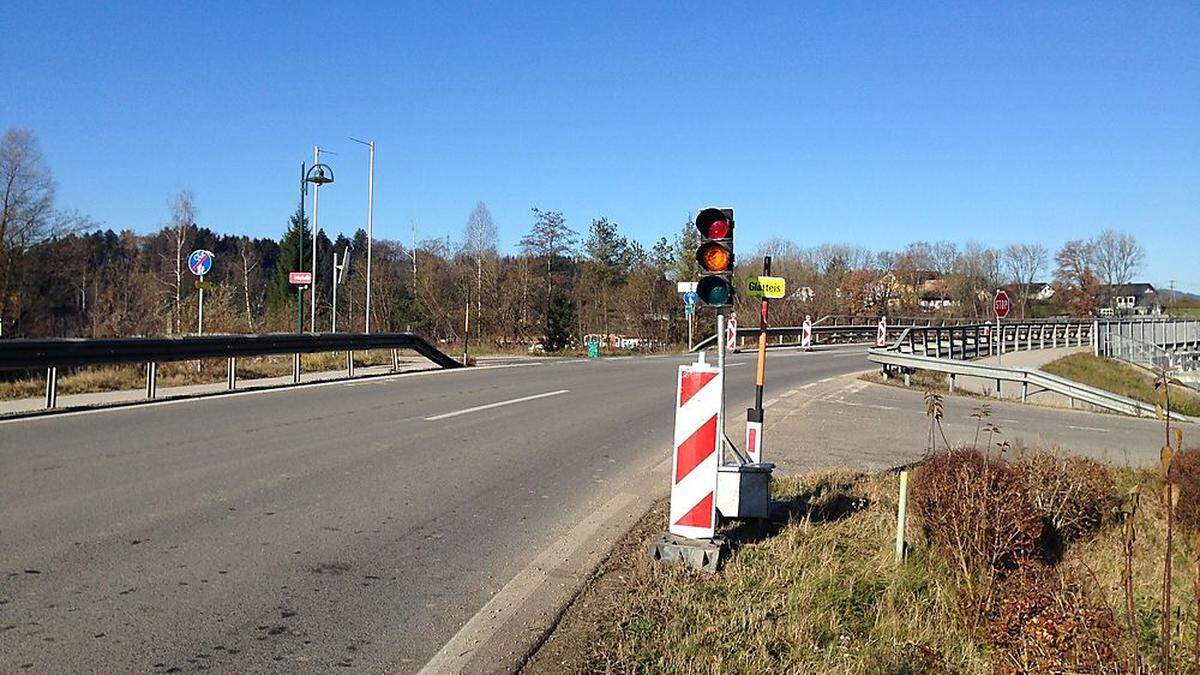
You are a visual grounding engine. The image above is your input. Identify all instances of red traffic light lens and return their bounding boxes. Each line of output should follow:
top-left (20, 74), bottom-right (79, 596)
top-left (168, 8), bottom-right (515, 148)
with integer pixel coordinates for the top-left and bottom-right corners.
top-left (697, 242), bottom-right (732, 272)
top-left (695, 207), bottom-right (733, 240)
top-left (703, 219), bottom-right (730, 239)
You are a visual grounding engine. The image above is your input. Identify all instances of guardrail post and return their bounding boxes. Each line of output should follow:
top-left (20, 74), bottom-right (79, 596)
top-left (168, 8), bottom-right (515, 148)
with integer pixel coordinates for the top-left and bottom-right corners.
top-left (292, 353), bottom-right (301, 384)
top-left (948, 372), bottom-right (956, 392)
top-left (347, 350), bottom-right (355, 377)
top-left (227, 357), bottom-right (236, 391)
top-left (391, 348), bottom-right (399, 372)
top-left (45, 367), bottom-right (58, 409)
top-left (995, 378), bottom-right (1002, 399)
top-left (1021, 380), bottom-right (1028, 402)
top-left (145, 362), bottom-right (157, 399)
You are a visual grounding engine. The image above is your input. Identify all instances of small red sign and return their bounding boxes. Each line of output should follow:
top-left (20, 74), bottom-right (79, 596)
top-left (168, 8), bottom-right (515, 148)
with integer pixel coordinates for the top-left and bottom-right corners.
top-left (994, 289), bottom-right (1011, 319)
top-left (289, 271), bottom-right (313, 286)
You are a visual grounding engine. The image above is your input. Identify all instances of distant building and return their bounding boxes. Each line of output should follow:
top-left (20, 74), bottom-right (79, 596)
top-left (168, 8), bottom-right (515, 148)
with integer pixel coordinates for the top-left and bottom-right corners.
top-left (1101, 283), bottom-right (1160, 315)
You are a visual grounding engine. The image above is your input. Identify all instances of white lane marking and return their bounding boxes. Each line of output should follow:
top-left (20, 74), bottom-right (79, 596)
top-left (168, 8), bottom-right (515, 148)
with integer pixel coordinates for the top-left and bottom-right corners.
top-left (423, 390), bottom-right (569, 421)
top-left (764, 397), bottom-right (779, 409)
top-left (419, 490), bottom-right (639, 674)
top-left (818, 377), bottom-right (835, 383)
top-left (800, 382), bottom-right (817, 390)
top-left (0, 362), bottom-right (544, 427)
top-left (724, 363), bottom-right (747, 368)
top-left (784, 389), bottom-right (798, 397)
top-left (1067, 425), bottom-right (1109, 432)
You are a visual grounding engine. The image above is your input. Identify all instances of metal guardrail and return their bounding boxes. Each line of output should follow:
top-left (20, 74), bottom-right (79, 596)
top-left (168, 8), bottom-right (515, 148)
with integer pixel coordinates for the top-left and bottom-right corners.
top-left (891, 320), bottom-right (1094, 359)
top-left (690, 324), bottom-right (889, 352)
top-left (867, 348), bottom-right (1191, 422)
top-left (1, 332), bottom-right (464, 410)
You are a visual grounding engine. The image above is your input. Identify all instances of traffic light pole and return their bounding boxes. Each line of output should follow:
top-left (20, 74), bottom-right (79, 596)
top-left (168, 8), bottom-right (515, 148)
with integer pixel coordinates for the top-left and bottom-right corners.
top-left (716, 312), bottom-right (726, 466)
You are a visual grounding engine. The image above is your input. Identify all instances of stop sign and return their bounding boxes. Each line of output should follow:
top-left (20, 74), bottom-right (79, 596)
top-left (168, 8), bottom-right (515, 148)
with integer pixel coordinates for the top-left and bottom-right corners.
top-left (994, 289), bottom-right (1011, 319)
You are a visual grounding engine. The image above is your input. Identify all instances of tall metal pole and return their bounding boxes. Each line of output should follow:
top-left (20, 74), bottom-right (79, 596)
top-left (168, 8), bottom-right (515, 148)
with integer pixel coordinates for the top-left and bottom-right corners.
top-left (298, 162), bottom-right (306, 335)
top-left (716, 312), bottom-right (726, 466)
top-left (365, 141), bottom-right (374, 333)
top-left (311, 146), bottom-right (320, 332)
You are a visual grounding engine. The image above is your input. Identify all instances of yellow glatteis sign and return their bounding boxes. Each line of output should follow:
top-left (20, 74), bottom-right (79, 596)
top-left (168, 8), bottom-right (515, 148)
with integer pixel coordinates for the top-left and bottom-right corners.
top-left (745, 276), bottom-right (786, 299)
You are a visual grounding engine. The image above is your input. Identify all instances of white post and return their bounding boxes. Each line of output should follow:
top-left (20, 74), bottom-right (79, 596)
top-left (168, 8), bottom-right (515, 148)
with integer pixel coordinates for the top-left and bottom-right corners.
top-left (197, 275), bottom-right (205, 335)
top-left (331, 254), bottom-right (339, 333)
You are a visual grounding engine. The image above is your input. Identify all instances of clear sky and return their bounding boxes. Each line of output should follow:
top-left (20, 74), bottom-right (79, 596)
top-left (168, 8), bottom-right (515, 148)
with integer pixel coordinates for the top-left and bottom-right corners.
top-left (3, 1), bottom-right (1197, 290)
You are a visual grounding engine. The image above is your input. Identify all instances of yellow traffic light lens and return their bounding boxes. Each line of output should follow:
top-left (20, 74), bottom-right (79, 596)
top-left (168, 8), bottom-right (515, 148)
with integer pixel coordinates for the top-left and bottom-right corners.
top-left (698, 243), bottom-right (731, 271)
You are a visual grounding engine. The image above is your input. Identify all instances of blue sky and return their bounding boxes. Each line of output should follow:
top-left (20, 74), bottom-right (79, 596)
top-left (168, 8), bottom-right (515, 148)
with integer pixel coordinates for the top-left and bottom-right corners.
top-left (3, 1), bottom-right (1197, 290)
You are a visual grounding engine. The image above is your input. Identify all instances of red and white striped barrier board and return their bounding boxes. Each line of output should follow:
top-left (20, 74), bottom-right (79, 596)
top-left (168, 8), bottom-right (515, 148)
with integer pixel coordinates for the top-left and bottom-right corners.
top-left (726, 314), bottom-right (738, 351)
top-left (801, 316), bottom-right (813, 350)
top-left (670, 360), bottom-right (722, 539)
top-left (876, 317), bottom-right (888, 347)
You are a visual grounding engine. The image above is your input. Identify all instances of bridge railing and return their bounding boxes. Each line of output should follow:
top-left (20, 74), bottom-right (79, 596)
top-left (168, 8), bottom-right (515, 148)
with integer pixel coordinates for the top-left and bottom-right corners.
top-left (0, 332), bottom-right (463, 410)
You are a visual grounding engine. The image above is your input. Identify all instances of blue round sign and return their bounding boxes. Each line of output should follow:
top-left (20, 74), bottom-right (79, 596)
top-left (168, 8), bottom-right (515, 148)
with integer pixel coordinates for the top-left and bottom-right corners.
top-left (683, 291), bottom-right (699, 307)
top-left (188, 249), bottom-right (214, 276)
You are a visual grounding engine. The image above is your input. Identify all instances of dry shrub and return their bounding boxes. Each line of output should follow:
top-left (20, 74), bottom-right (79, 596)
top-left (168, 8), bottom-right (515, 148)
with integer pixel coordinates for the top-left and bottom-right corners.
top-left (988, 563), bottom-right (1124, 673)
top-left (910, 449), bottom-right (1043, 594)
top-left (1017, 453), bottom-right (1117, 547)
top-left (1171, 447), bottom-right (1200, 533)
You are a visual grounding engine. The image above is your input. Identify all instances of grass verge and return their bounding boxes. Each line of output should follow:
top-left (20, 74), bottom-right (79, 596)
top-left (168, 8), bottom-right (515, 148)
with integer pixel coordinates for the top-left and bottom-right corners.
top-left (526, 449), bottom-right (1200, 673)
top-left (1042, 352), bottom-right (1200, 416)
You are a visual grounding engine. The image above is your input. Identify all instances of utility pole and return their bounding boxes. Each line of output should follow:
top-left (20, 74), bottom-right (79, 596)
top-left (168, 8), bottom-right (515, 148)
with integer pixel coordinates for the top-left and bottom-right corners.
top-left (350, 137), bottom-right (375, 333)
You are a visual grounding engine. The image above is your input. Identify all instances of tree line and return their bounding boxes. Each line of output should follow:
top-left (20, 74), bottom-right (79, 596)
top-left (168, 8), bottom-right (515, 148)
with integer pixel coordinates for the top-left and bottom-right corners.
top-left (1, 128), bottom-right (1153, 349)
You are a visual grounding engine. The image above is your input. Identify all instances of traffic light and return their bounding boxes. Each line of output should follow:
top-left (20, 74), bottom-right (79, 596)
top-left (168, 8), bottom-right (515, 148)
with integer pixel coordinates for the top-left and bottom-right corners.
top-left (695, 207), bottom-right (734, 307)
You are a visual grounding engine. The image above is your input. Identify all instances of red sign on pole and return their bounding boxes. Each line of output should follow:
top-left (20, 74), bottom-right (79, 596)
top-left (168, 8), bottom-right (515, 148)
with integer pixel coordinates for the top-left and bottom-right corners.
top-left (289, 271), bottom-right (313, 286)
top-left (994, 289), bottom-right (1011, 319)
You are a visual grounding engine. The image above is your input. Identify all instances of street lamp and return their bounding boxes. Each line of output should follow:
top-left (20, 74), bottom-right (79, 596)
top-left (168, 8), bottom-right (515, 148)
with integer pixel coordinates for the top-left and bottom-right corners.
top-left (349, 137), bottom-right (375, 333)
top-left (307, 150), bottom-right (334, 331)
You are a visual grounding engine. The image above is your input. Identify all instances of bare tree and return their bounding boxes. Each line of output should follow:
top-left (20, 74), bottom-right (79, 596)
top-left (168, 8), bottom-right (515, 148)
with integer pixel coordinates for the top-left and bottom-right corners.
top-left (1091, 229), bottom-right (1145, 307)
top-left (0, 128), bottom-right (60, 329)
top-left (1003, 242), bottom-right (1048, 317)
top-left (462, 202), bottom-right (497, 343)
top-left (237, 237), bottom-right (261, 332)
top-left (160, 190), bottom-right (196, 334)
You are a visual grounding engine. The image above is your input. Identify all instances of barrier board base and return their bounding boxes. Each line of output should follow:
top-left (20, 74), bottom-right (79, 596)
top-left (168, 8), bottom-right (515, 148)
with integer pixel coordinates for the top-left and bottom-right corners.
top-left (647, 532), bottom-right (727, 573)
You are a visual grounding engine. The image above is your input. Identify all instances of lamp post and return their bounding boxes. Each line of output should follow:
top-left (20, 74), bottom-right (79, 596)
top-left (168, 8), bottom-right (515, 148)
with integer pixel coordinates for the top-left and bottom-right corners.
top-left (350, 137), bottom-right (375, 333)
top-left (306, 150), bottom-right (334, 331)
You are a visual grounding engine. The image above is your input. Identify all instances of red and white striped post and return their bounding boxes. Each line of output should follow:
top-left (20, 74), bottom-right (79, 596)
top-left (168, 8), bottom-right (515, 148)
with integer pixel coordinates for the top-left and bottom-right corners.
top-left (801, 315), bottom-right (813, 350)
top-left (876, 316), bottom-right (888, 347)
top-left (669, 357), bottom-right (723, 539)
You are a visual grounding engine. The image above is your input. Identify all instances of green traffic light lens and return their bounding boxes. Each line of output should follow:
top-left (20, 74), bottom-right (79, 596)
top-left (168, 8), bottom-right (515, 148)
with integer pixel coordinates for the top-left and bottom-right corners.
top-left (697, 277), bottom-right (731, 306)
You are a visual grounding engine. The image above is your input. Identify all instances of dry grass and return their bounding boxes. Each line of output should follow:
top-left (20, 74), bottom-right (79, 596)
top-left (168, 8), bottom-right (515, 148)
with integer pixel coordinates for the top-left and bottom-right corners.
top-left (0, 349), bottom-right (408, 401)
top-left (528, 453), bottom-right (1200, 674)
top-left (527, 473), bottom-right (990, 674)
top-left (1042, 352), bottom-right (1200, 417)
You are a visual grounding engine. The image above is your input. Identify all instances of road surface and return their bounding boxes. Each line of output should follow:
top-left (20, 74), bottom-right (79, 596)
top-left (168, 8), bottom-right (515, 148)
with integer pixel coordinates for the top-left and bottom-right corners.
top-left (0, 346), bottom-right (870, 673)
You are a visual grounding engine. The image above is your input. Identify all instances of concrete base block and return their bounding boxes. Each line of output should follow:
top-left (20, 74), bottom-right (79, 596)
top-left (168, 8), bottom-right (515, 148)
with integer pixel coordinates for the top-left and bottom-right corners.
top-left (647, 532), bottom-right (727, 573)
top-left (716, 462), bottom-right (773, 520)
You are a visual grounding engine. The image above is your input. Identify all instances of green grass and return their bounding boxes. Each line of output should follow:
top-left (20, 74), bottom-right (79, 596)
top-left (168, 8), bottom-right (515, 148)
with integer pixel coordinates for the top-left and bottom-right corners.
top-left (1041, 352), bottom-right (1200, 416)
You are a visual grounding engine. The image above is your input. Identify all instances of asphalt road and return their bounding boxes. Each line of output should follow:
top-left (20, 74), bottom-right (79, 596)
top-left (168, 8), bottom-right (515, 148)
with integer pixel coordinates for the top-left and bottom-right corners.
top-left (0, 346), bottom-right (872, 673)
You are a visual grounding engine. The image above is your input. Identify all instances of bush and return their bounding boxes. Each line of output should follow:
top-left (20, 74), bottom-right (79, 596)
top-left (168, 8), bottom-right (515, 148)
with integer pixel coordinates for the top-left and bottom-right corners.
top-left (1170, 447), bottom-right (1200, 533)
top-left (910, 449), bottom-right (1043, 592)
top-left (1016, 453), bottom-right (1116, 550)
top-left (988, 563), bottom-right (1124, 673)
